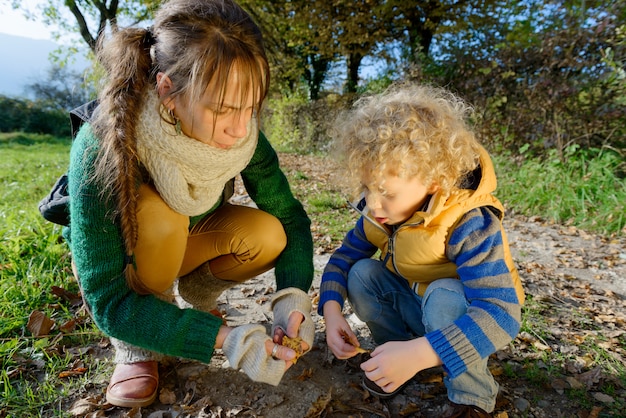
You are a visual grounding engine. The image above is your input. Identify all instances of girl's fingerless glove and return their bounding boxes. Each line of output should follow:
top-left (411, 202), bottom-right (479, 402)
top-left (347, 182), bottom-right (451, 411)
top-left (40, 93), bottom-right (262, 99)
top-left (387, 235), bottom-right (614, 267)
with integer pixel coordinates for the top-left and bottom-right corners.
top-left (222, 324), bottom-right (285, 386)
top-left (270, 287), bottom-right (315, 354)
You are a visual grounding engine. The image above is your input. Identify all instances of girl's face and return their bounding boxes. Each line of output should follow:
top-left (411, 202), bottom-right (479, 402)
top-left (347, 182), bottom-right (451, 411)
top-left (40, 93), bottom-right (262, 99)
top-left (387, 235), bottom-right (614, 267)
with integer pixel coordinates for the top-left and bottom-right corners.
top-left (161, 66), bottom-right (260, 149)
top-left (362, 170), bottom-right (439, 225)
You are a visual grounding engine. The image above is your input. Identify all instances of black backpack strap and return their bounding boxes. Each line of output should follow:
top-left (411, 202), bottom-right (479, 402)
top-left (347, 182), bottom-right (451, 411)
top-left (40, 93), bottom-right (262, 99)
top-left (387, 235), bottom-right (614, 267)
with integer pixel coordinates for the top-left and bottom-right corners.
top-left (38, 100), bottom-right (99, 226)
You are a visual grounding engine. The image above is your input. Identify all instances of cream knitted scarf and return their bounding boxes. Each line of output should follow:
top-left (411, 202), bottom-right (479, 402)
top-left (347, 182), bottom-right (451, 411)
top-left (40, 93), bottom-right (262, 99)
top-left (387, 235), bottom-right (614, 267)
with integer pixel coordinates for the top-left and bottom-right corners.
top-left (136, 92), bottom-right (258, 216)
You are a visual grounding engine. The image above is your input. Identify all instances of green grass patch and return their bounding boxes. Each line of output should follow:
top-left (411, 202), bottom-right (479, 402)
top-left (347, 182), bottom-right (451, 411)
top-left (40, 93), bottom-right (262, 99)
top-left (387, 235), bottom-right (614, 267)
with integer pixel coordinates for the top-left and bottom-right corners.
top-left (494, 145), bottom-right (626, 237)
top-left (1, 133), bottom-right (103, 417)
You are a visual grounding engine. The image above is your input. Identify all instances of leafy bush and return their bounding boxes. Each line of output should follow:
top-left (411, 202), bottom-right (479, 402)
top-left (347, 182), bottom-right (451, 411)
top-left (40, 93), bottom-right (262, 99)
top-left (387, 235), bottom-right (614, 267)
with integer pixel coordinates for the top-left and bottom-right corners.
top-left (263, 90), bottom-right (352, 154)
top-left (0, 96), bottom-right (71, 137)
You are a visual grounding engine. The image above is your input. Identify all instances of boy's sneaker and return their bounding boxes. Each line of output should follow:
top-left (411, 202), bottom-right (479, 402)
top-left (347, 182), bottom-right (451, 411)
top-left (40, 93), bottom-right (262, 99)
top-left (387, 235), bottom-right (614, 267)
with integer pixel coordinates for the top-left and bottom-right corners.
top-left (441, 401), bottom-right (492, 417)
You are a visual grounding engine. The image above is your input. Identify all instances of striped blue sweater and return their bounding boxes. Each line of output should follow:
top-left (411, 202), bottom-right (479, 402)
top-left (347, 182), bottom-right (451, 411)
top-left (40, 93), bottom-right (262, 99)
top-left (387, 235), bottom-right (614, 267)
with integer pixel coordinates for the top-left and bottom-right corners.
top-left (318, 205), bottom-right (522, 379)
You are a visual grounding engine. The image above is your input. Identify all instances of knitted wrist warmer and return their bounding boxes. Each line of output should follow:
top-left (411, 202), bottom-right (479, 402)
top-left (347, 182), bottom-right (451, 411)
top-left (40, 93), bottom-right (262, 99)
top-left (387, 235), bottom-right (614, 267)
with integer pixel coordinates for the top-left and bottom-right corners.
top-left (222, 324), bottom-right (285, 386)
top-left (271, 288), bottom-right (315, 353)
top-left (111, 337), bottom-right (164, 363)
top-left (177, 262), bottom-right (237, 312)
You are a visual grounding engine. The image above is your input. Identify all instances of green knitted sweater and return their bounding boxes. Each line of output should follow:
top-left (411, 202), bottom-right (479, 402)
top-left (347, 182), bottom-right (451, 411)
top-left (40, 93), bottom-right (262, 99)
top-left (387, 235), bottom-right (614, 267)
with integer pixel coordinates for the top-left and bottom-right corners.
top-left (65, 124), bottom-right (313, 363)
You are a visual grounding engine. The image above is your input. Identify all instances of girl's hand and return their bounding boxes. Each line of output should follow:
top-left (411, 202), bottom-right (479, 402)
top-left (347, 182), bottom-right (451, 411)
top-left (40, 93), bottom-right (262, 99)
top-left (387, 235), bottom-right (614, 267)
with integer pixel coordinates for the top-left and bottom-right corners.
top-left (323, 301), bottom-right (362, 359)
top-left (265, 338), bottom-right (297, 369)
top-left (270, 287), bottom-right (314, 361)
top-left (272, 310), bottom-right (309, 367)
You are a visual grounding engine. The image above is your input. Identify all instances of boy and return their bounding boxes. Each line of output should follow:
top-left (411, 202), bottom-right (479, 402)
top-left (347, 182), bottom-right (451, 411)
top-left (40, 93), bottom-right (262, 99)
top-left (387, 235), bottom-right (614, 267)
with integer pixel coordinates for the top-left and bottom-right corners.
top-left (318, 84), bottom-right (524, 417)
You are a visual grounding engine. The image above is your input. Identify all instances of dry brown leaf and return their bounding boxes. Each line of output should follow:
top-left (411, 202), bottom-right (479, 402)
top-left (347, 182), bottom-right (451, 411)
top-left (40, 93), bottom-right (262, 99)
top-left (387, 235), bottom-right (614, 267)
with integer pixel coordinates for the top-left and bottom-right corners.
top-left (68, 396), bottom-right (102, 416)
top-left (489, 364), bottom-right (504, 376)
top-left (296, 367), bottom-right (314, 381)
top-left (588, 405), bottom-right (604, 418)
top-left (339, 329), bottom-right (370, 354)
top-left (565, 376), bottom-right (585, 390)
top-left (303, 388), bottom-right (332, 418)
top-left (578, 366), bottom-right (603, 388)
top-left (399, 402), bottom-right (421, 415)
top-left (593, 392), bottom-right (615, 404)
top-left (58, 367), bottom-right (87, 378)
top-left (121, 407), bottom-right (142, 418)
top-left (59, 319), bottom-right (77, 333)
top-left (159, 388), bottom-right (177, 404)
top-left (27, 310), bottom-right (55, 337)
top-left (50, 285), bottom-right (82, 306)
top-left (282, 335), bottom-right (304, 363)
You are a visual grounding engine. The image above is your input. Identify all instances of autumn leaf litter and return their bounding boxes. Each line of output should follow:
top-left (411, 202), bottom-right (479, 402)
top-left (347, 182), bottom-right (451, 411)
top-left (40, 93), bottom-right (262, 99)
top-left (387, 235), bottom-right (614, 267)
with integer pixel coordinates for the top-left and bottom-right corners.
top-left (27, 153), bottom-right (626, 417)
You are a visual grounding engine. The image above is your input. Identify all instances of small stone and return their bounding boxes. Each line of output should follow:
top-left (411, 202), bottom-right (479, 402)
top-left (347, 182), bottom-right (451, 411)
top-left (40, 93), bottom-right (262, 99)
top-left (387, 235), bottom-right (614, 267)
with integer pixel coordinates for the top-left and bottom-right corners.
top-left (592, 392), bottom-right (615, 404)
top-left (514, 397), bottom-right (530, 412)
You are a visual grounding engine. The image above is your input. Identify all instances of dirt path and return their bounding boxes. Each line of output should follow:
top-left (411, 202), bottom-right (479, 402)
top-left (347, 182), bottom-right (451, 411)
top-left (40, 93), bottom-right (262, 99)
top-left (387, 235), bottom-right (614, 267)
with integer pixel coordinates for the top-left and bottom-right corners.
top-left (65, 155), bottom-right (626, 418)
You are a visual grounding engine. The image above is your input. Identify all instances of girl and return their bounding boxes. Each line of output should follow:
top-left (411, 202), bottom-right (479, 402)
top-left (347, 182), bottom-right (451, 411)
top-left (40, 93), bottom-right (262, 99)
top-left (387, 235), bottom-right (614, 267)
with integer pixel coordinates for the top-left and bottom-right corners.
top-left (67, 0), bottom-right (314, 408)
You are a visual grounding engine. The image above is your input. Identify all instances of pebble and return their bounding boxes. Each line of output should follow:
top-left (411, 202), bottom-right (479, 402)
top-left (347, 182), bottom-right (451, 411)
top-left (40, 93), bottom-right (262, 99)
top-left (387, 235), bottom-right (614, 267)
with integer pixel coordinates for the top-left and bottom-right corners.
top-left (513, 397), bottom-right (530, 412)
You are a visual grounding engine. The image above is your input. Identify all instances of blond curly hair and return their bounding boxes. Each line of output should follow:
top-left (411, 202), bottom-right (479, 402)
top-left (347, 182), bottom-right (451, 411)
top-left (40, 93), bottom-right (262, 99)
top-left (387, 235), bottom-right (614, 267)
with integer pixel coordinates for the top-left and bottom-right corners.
top-left (333, 84), bottom-right (482, 197)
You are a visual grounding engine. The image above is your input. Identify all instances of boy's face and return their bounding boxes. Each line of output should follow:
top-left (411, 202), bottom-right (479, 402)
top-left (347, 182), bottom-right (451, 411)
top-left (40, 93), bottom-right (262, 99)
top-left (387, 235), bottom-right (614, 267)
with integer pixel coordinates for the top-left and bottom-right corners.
top-left (362, 171), bottom-right (438, 226)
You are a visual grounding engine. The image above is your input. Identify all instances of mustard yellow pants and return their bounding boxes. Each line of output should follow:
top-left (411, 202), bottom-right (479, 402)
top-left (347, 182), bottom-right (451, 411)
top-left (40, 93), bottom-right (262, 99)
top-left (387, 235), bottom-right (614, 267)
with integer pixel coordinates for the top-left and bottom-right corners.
top-left (133, 184), bottom-right (287, 293)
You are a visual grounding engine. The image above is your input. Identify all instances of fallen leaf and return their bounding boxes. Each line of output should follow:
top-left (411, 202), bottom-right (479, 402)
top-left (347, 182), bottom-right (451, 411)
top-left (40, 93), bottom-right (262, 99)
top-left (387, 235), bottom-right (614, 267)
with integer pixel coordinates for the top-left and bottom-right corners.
top-left (50, 285), bottom-right (82, 305)
top-left (592, 392), bottom-right (615, 404)
top-left (296, 367), bottom-right (314, 381)
top-left (159, 388), bottom-right (177, 404)
top-left (588, 406), bottom-right (604, 418)
top-left (550, 378), bottom-right (569, 394)
top-left (59, 319), bottom-right (77, 333)
top-left (27, 310), bottom-right (55, 337)
top-left (399, 402), bottom-right (420, 415)
top-left (304, 388), bottom-right (332, 418)
top-left (67, 397), bottom-right (100, 416)
top-left (339, 329), bottom-right (370, 354)
top-left (578, 366), bottom-right (603, 388)
top-left (564, 376), bottom-right (585, 390)
top-left (59, 367), bottom-right (87, 378)
top-left (489, 364), bottom-right (504, 376)
top-left (282, 335), bottom-right (304, 363)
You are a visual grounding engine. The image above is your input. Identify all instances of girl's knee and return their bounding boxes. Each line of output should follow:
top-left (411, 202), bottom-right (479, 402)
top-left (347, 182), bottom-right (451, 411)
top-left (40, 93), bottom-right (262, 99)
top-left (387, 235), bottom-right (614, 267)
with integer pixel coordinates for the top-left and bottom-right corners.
top-left (249, 211), bottom-right (286, 259)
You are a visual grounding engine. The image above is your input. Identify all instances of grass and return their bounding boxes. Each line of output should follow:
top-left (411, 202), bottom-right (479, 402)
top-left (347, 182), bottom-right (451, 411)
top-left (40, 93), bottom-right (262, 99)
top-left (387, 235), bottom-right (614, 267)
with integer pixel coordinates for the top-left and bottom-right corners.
top-left (0, 132), bottom-right (624, 416)
top-left (494, 144), bottom-right (626, 237)
top-left (515, 292), bottom-right (625, 415)
top-left (0, 132), bottom-right (103, 417)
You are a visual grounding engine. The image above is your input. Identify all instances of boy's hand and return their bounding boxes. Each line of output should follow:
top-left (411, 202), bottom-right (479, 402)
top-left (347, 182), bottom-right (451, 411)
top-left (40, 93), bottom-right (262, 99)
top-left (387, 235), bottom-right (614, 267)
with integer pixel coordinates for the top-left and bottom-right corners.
top-left (323, 301), bottom-right (362, 359)
top-left (361, 337), bottom-right (442, 394)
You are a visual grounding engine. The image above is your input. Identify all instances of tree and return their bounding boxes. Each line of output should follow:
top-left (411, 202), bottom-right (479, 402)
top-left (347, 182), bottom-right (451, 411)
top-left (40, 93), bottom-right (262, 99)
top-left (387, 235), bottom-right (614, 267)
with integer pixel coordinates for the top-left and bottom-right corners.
top-left (240, 0), bottom-right (337, 99)
top-left (26, 64), bottom-right (97, 111)
top-left (437, 0), bottom-right (626, 155)
top-left (11, 0), bottom-right (160, 53)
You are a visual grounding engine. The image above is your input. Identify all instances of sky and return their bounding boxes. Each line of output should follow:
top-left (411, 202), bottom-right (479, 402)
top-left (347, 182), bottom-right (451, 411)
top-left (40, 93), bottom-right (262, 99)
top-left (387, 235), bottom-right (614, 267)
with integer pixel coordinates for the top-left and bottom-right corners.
top-left (0, 1), bottom-right (54, 41)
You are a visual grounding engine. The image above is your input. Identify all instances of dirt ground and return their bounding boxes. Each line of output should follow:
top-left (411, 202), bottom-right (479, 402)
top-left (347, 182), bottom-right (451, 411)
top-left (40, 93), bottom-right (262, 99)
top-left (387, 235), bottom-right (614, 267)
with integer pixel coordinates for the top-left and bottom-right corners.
top-left (63, 154), bottom-right (626, 418)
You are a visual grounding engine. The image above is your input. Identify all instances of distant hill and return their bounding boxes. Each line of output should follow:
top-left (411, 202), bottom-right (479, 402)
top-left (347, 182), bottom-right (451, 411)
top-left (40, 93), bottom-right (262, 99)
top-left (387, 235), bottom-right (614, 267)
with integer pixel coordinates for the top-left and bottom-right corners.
top-left (0, 33), bottom-right (89, 99)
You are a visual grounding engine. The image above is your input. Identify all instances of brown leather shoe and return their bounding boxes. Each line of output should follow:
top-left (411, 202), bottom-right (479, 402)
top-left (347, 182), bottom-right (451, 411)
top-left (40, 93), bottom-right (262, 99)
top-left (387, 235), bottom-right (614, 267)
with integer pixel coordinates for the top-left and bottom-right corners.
top-left (441, 401), bottom-right (492, 417)
top-left (106, 361), bottom-right (159, 408)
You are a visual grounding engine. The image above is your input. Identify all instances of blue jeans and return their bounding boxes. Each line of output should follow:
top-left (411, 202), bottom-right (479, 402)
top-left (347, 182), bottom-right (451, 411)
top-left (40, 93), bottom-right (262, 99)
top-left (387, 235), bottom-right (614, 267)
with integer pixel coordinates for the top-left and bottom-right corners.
top-left (347, 258), bottom-right (498, 412)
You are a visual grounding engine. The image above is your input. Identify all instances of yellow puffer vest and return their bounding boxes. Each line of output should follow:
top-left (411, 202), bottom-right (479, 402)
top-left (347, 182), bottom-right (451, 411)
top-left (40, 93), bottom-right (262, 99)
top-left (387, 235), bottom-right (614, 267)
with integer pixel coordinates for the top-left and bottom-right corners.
top-left (360, 147), bottom-right (524, 303)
